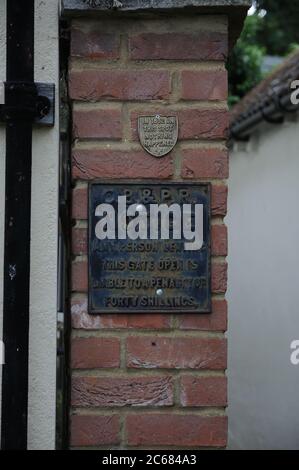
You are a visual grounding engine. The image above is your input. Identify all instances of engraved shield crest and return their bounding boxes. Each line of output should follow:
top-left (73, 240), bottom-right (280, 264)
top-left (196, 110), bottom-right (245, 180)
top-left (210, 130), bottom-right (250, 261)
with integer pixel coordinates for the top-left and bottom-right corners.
top-left (138, 115), bottom-right (178, 158)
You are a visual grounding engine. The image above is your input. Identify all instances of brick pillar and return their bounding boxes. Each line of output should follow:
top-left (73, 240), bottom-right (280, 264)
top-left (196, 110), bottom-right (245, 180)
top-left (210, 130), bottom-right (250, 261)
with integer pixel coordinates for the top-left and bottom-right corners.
top-left (67, 1), bottom-right (248, 450)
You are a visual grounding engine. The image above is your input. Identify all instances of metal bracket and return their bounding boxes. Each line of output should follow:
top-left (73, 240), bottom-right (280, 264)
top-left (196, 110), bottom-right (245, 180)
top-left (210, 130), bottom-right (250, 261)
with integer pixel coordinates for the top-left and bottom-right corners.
top-left (0, 82), bottom-right (55, 127)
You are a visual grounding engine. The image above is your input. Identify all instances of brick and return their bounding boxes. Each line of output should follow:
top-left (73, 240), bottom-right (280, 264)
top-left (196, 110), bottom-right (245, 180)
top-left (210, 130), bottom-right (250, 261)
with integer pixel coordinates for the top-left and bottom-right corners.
top-left (71, 415), bottom-right (120, 447)
top-left (72, 260), bottom-right (88, 292)
top-left (212, 263), bottom-right (227, 294)
top-left (179, 299), bottom-right (227, 332)
top-left (212, 225), bottom-right (228, 256)
top-left (181, 70), bottom-right (228, 101)
top-left (98, 315), bottom-right (172, 330)
top-left (69, 69), bottom-right (170, 101)
top-left (72, 186), bottom-right (88, 220)
top-left (180, 376), bottom-right (227, 407)
top-left (72, 228), bottom-right (87, 255)
top-left (71, 297), bottom-right (172, 330)
top-left (73, 108), bottom-right (122, 140)
top-left (71, 28), bottom-right (120, 60)
top-left (179, 109), bottom-right (228, 140)
top-left (126, 414), bottom-right (227, 447)
top-left (181, 148), bottom-right (229, 179)
top-left (129, 32), bottom-right (228, 61)
top-left (130, 109), bottom-right (228, 141)
top-left (72, 149), bottom-right (173, 180)
top-left (72, 376), bottom-right (173, 407)
top-left (211, 185), bottom-right (227, 216)
top-left (127, 336), bottom-right (227, 370)
top-left (71, 337), bottom-right (120, 369)
top-left (69, 16), bottom-right (231, 451)
top-left (71, 297), bottom-right (101, 329)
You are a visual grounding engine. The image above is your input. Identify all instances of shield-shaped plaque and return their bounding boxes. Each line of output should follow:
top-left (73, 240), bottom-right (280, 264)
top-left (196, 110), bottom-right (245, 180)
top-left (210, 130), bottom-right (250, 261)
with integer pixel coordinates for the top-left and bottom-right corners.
top-left (138, 115), bottom-right (178, 158)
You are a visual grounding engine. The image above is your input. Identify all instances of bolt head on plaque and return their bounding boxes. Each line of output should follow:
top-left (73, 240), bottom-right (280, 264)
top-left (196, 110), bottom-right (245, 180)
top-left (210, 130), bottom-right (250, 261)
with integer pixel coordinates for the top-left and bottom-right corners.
top-left (138, 115), bottom-right (178, 158)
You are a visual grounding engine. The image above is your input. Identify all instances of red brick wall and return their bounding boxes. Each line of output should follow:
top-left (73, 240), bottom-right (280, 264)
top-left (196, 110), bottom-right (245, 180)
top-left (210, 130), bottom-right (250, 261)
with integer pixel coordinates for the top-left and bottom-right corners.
top-left (69, 15), bottom-right (229, 450)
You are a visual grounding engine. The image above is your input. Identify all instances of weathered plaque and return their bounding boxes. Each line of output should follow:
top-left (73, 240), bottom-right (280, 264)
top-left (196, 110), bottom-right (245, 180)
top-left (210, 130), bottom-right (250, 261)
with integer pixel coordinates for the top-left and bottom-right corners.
top-left (138, 115), bottom-right (178, 157)
top-left (89, 182), bottom-right (211, 314)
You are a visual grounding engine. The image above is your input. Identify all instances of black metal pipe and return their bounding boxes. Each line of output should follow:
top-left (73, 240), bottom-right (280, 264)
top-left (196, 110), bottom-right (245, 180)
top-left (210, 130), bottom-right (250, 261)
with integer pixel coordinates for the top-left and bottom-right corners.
top-left (1, 0), bottom-right (35, 450)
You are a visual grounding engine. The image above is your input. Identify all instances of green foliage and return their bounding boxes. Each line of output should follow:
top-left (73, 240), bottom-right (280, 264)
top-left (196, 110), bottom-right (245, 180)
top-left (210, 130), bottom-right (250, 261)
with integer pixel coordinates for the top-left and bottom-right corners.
top-left (228, 14), bottom-right (265, 106)
top-left (228, 1), bottom-right (299, 105)
top-left (255, 0), bottom-right (299, 55)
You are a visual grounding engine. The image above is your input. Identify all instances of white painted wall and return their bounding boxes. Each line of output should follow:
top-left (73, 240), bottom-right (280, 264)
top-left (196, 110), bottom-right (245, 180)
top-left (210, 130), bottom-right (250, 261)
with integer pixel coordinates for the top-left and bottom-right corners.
top-left (0, 0), bottom-right (60, 449)
top-left (228, 118), bottom-right (299, 450)
top-left (28, 0), bottom-right (60, 450)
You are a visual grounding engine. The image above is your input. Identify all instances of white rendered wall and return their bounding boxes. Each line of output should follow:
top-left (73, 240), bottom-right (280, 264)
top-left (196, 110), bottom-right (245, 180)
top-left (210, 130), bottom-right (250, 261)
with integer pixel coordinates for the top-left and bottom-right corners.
top-left (0, 0), bottom-right (60, 449)
top-left (28, 0), bottom-right (60, 450)
top-left (228, 118), bottom-right (299, 449)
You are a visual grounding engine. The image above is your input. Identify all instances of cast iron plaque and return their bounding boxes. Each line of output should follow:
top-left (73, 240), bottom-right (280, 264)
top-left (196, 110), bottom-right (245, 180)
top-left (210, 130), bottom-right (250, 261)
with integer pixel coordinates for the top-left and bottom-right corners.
top-left (138, 115), bottom-right (178, 158)
top-left (89, 182), bottom-right (211, 314)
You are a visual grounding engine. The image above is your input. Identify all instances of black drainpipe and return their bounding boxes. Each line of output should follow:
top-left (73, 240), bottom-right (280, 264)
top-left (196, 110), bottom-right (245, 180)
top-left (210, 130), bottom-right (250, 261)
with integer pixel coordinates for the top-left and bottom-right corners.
top-left (1, 0), bottom-right (35, 450)
top-left (0, 0), bottom-right (54, 450)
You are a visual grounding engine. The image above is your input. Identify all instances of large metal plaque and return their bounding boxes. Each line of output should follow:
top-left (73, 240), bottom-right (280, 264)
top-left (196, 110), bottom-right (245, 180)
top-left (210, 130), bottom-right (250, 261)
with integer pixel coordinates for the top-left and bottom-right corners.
top-left (89, 182), bottom-right (211, 314)
top-left (138, 115), bottom-right (178, 158)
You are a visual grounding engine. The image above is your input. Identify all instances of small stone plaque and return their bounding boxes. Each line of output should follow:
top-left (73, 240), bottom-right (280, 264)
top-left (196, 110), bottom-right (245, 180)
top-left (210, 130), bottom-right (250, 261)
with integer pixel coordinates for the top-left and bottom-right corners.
top-left (89, 182), bottom-right (211, 314)
top-left (138, 115), bottom-right (178, 158)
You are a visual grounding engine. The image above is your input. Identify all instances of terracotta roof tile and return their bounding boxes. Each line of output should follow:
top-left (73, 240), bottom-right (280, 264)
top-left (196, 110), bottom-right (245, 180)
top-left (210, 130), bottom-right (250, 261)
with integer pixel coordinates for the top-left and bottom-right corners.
top-left (230, 49), bottom-right (299, 126)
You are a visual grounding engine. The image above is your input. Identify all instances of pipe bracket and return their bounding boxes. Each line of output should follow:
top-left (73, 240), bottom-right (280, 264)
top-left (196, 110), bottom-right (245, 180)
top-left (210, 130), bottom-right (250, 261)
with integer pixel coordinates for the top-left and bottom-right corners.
top-left (0, 82), bottom-right (55, 127)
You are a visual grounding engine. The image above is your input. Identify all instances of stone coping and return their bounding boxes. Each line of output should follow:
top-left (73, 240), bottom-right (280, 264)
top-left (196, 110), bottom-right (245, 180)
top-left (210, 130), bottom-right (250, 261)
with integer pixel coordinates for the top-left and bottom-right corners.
top-left (62, 0), bottom-right (251, 49)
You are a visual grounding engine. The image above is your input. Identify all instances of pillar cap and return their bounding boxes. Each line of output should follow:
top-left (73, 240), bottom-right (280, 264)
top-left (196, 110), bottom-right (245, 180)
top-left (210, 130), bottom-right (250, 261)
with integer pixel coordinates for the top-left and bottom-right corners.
top-left (62, 0), bottom-right (251, 50)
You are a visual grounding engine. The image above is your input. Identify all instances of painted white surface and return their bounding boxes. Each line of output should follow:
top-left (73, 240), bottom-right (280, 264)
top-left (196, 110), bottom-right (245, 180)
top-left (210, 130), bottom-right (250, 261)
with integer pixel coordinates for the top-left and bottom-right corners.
top-left (27, 0), bottom-right (60, 450)
top-left (228, 119), bottom-right (299, 450)
top-left (0, 0), bottom-right (6, 432)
